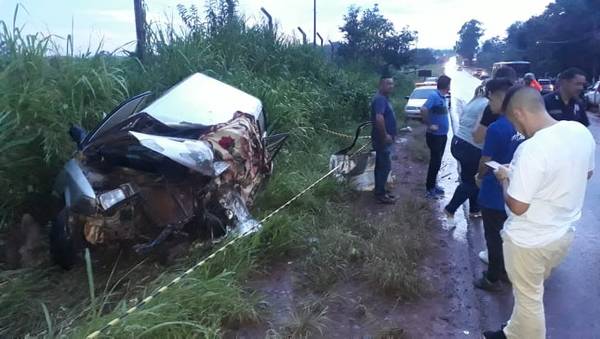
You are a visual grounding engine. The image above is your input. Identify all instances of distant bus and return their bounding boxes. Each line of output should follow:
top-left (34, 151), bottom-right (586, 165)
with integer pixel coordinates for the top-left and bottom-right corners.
top-left (492, 61), bottom-right (531, 78)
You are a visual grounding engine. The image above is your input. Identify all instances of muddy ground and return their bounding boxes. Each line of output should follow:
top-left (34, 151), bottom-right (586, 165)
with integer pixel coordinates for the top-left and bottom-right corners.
top-left (227, 124), bottom-right (483, 339)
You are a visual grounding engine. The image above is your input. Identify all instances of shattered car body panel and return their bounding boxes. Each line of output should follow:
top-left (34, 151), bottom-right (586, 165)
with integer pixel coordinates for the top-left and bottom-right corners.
top-left (50, 74), bottom-right (285, 268)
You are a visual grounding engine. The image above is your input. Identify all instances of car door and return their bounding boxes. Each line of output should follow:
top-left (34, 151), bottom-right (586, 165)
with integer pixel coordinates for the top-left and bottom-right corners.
top-left (82, 91), bottom-right (152, 147)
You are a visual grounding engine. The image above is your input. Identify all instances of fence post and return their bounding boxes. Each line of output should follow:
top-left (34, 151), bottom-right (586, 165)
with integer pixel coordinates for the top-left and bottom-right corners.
top-left (260, 7), bottom-right (273, 32)
top-left (316, 33), bottom-right (323, 47)
top-left (313, 0), bottom-right (317, 46)
top-left (133, 0), bottom-right (147, 61)
top-left (297, 27), bottom-right (307, 45)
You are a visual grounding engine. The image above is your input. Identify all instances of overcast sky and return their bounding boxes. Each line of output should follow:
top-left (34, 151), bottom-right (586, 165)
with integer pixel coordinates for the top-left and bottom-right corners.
top-left (0, 0), bottom-right (552, 53)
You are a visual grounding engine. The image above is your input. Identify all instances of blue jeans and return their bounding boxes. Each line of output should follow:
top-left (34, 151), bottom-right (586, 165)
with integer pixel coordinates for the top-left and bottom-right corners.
top-left (374, 144), bottom-right (392, 196)
top-left (446, 136), bottom-right (481, 213)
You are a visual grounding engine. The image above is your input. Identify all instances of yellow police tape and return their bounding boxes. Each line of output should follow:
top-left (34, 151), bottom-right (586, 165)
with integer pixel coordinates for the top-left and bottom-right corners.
top-left (86, 141), bottom-right (371, 338)
top-left (319, 126), bottom-right (371, 139)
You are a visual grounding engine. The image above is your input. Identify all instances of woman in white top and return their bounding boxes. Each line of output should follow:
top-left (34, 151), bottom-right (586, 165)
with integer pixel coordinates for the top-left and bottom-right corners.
top-left (444, 87), bottom-right (488, 219)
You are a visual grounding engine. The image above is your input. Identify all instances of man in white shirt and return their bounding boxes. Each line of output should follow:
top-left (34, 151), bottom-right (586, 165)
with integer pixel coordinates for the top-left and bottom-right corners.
top-left (483, 86), bottom-right (596, 339)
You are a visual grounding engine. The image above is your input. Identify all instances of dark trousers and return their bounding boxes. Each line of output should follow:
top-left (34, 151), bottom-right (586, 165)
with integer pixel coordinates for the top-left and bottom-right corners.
top-left (425, 133), bottom-right (447, 191)
top-left (446, 137), bottom-right (482, 214)
top-left (482, 207), bottom-right (508, 282)
top-left (374, 144), bottom-right (392, 196)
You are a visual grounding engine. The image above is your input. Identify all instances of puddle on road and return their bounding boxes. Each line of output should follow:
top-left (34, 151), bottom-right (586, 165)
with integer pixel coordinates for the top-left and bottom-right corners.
top-left (437, 158), bottom-right (469, 243)
top-left (435, 95), bottom-right (472, 243)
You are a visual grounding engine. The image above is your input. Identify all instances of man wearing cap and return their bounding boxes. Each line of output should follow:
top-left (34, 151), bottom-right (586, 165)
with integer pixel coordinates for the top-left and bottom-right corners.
top-left (524, 73), bottom-right (542, 92)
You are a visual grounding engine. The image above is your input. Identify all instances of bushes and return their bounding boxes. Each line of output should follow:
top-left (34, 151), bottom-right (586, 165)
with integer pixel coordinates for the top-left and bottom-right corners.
top-left (0, 4), bottom-right (415, 337)
top-left (0, 7), bottom-right (377, 230)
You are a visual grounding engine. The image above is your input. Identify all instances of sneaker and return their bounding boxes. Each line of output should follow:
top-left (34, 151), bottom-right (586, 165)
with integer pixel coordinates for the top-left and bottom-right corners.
top-left (474, 276), bottom-right (503, 292)
top-left (443, 207), bottom-right (455, 225)
top-left (385, 190), bottom-right (396, 199)
top-left (482, 329), bottom-right (507, 339)
top-left (479, 250), bottom-right (489, 264)
top-left (375, 194), bottom-right (396, 205)
top-left (469, 211), bottom-right (482, 218)
top-left (483, 270), bottom-right (510, 284)
top-left (433, 185), bottom-right (445, 195)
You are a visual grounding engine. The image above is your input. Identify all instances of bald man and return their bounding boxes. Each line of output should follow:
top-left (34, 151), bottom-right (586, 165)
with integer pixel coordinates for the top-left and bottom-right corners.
top-left (483, 86), bottom-right (595, 339)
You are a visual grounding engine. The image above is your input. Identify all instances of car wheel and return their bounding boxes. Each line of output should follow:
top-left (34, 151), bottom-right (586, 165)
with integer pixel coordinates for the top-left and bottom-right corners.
top-left (49, 207), bottom-right (84, 269)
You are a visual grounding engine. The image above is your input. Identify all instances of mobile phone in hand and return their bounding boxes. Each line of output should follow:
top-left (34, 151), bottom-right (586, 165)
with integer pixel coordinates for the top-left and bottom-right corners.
top-left (485, 161), bottom-right (501, 170)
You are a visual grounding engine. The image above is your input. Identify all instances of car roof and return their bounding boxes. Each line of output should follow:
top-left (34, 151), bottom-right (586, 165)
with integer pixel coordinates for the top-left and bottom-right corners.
top-left (412, 86), bottom-right (437, 92)
top-left (142, 73), bottom-right (263, 126)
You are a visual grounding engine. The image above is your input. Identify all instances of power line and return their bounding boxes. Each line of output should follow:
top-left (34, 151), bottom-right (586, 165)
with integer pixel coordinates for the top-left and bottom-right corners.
top-left (536, 29), bottom-right (600, 45)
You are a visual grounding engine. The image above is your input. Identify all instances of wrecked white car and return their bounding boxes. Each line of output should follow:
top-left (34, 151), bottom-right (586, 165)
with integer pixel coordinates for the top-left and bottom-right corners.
top-left (50, 73), bottom-right (287, 269)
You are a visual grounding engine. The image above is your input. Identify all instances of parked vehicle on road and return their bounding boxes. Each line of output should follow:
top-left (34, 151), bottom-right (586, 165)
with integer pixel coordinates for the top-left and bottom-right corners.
top-left (492, 61), bottom-right (531, 79)
top-left (415, 81), bottom-right (437, 88)
top-left (50, 73), bottom-right (287, 269)
top-left (585, 81), bottom-right (600, 109)
top-left (539, 78), bottom-right (554, 95)
top-left (404, 86), bottom-right (451, 119)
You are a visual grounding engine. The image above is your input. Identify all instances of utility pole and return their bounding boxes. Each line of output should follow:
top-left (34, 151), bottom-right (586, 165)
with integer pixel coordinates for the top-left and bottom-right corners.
top-left (313, 0), bottom-right (316, 46)
top-left (593, 15), bottom-right (598, 82)
top-left (133, 0), bottom-right (146, 61)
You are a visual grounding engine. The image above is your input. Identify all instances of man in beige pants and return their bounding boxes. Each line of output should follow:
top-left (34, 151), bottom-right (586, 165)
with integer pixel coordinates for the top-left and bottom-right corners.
top-left (482, 86), bottom-right (596, 339)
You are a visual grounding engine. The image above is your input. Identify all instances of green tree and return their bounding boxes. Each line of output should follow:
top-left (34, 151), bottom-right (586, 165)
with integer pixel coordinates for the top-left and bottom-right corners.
top-left (454, 19), bottom-right (484, 65)
top-left (411, 48), bottom-right (436, 66)
top-left (494, 0), bottom-right (600, 78)
top-left (337, 5), bottom-right (416, 69)
top-left (476, 36), bottom-right (506, 69)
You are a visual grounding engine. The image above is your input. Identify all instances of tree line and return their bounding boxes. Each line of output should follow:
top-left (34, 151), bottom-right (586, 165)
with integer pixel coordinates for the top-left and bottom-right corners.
top-left (455, 0), bottom-right (600, 80)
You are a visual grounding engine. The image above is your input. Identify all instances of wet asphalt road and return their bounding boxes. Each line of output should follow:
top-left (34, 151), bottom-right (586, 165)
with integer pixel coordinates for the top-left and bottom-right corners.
top-left (441, 60), bottom-right (600, 338)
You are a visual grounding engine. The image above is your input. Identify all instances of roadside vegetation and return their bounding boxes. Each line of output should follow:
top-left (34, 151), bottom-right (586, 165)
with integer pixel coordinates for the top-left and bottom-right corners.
top-left (0, 2), bottom-right (442, 337)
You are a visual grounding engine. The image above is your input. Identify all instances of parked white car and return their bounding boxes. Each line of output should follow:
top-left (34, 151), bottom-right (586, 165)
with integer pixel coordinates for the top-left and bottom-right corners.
top-left (404, 86), bottom-right (450, 119)
top-left (585, 81), bottom-right (600, 108)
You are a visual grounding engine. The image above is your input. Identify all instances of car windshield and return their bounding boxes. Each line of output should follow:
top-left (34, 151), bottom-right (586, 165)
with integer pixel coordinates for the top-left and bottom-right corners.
top-left (411, 88), bottom-right (437, 100)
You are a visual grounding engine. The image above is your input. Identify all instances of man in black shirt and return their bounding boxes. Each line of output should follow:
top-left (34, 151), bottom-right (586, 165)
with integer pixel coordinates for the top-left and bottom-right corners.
top-left (543, 67), bottom-right (589, 127)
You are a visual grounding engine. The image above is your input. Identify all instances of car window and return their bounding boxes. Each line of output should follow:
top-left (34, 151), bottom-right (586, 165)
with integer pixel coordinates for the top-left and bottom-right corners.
top-left (410, 88), bottom-right (437, 100)
top-left (84, 92), bottom-right (152, 146)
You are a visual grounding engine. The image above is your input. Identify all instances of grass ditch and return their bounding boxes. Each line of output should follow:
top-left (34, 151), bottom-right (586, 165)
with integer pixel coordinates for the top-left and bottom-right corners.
top-left (297, 195), bottom-right (435, 300)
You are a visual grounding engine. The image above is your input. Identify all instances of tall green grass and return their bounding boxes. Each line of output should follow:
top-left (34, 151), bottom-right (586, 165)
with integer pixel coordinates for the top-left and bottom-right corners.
top-left (0, 4), bottom-right (382, 229)
top-left (0, 3), bottom-right (416, 337)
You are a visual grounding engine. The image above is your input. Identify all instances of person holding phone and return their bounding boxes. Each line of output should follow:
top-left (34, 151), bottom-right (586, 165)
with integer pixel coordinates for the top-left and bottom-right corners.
top-left (483, 86), bottom-right (595, 339)
top-left (474, 78), bottom-right (524, 291)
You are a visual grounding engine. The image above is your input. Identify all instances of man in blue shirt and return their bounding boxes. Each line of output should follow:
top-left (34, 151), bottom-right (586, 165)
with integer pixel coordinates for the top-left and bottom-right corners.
top-left (371, 75), bottom-right (397, 204)
top-left (475, 78), bottom-right (523, 291)
top-left (421, 75), bottom-right (451, 198)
